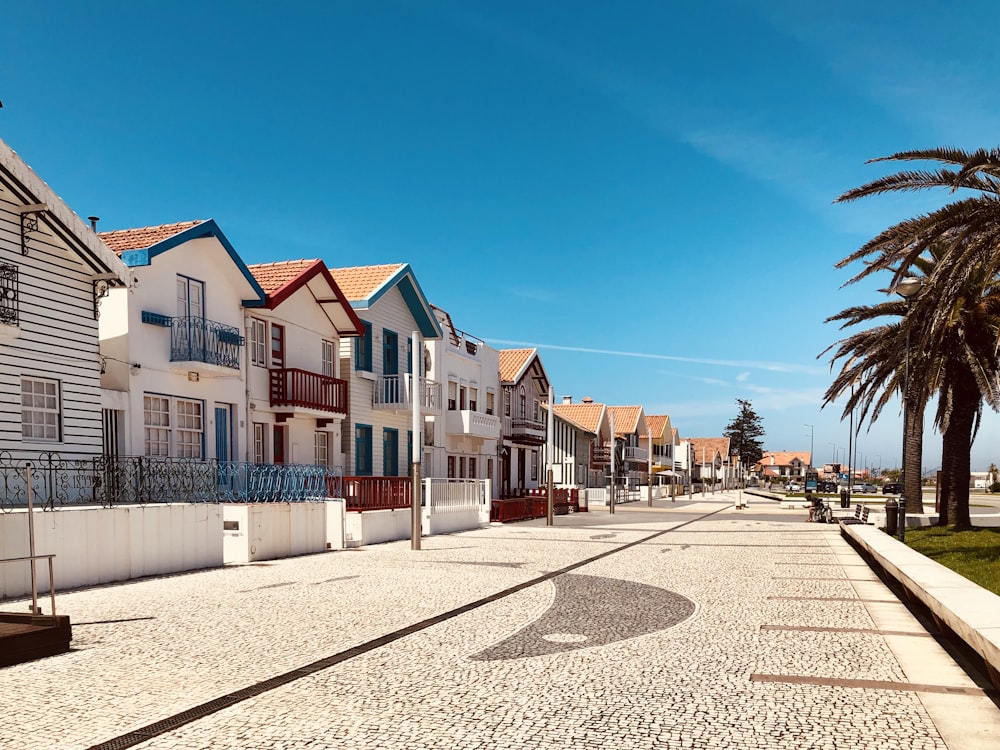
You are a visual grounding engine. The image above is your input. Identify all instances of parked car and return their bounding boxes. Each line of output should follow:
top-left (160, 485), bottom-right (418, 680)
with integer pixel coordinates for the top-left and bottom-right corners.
top-left (786, 482), bottom-right (802, 492)
top-left (882, 482), bottom-right (902, 494)
top-left (856, 483), bottom-right (877, 493)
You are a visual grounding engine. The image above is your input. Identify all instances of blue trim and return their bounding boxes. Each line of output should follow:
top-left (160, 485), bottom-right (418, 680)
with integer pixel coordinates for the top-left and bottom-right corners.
top-left (348, 264), bottom-right (442, 340)
top-left (354, 423), bottom-right (373, 476)
top-left (119, 220), bottom-right (266, 306)
top-left (141, 311), bottom-right (172, 327)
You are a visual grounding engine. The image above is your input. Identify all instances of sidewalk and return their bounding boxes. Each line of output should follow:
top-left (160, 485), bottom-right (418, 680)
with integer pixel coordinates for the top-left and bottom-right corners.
top-left (2, 493), bottom-right (998, 749)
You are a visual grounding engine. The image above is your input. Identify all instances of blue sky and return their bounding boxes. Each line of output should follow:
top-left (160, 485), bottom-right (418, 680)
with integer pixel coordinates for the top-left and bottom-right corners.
top-left (3, 0), bottom-right (1000, 472)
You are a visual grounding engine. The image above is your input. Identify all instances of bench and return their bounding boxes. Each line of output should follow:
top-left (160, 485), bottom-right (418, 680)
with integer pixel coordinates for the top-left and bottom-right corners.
top-left (840, 504), bottom-right (870, 525)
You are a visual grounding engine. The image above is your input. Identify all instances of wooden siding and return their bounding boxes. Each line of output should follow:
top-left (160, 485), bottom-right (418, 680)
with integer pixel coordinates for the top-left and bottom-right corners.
top-left (339, 286), bottom-right (426, 477)
top-left (0, 193), bottom-right (105, 460)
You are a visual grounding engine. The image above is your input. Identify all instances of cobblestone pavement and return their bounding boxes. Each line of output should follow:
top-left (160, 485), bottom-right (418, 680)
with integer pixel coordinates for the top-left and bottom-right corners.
top-left (3, 494), bottom-right (999, 749)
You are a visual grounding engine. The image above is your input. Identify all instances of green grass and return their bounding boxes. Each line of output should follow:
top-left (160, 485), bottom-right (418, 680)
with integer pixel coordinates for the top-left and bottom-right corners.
top-left (905, 527), bottom-right (1000, 596)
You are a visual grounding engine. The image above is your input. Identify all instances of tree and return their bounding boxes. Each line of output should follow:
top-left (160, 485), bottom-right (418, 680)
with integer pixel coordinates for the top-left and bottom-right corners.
top-left (724, 399), bottom-right (765, 470)
top-left (833, 148), bottom-right (1000, 528)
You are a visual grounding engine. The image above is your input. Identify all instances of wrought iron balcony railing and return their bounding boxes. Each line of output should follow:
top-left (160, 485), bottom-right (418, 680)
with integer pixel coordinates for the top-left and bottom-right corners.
top-left (0, 451), bottom-right (343, 509)
top-left (0, 264), bottom-right (18, 326)
top-left (270, 368), bottom-right (348, 415)
top-left (170, 316), bottom-right (244, 369)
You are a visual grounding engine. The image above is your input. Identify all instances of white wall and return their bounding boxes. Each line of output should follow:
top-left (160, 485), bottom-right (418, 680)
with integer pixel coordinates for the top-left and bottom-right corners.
top-left (221, 502), bottom-right (328, 563)
top-left (0, 504), bottom-right (223, 598)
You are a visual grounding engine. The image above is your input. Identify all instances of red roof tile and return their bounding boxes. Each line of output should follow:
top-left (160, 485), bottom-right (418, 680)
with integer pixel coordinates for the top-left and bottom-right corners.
top-left (328, 264), bottom-right (406, 302)
top-left (99, 220), bottom-right (206, 255)
top-left (552, 402), bottom-right (604, 434)
top-left (607, 406), bottom-right (643, 435)
top-left (498, 348), bottom-right (535, 383)
top-left (248, 259), bottom-right (322, 295)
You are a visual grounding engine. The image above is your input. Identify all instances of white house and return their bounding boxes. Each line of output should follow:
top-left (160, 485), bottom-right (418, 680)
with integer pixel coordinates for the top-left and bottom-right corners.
top-left (98, 220), bottom-right (265, 463)
top-left (0, 137), bottom-right (131, 465)
top-left (497, 348), bottom-right (551, 496)
top-left (327, 263), bottom-right (442, 477)
top-left (245, 259), bottom-right (364, 469)
top-left (547, 396), bottom-right (611, 488)
top-left (425, 305), bottom-right (501, 496)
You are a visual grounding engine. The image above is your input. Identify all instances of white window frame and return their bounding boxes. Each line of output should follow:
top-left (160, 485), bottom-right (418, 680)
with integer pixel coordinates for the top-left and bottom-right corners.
top-left (143, 394), bottom-right (204, 458)
top-left (322, 340), bottom-right (336, 378)
top-left (314, 431), bottom-right (330, 467)
top-left (250, 318), bottom-right (267, 367)
top-left (21, 377), bottom-right (61, 442)
top-left (253, 423), bottom-right (266, 463)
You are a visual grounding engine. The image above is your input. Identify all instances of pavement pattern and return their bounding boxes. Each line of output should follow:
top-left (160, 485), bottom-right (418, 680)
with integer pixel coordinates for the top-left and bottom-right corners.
top-left (2, 493), bottom-right (999, 749)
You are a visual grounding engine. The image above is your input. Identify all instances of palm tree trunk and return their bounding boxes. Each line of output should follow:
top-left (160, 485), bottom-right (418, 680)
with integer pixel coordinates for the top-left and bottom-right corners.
top-left (903, 381), bottom-right (924, 514)
top-left (939, 376), bottom-right (978, 530)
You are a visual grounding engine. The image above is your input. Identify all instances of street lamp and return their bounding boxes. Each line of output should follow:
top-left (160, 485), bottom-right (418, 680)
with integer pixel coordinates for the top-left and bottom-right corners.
top-left (804, 424), bottom-right (814, 469)
top-left (828, 441), bottom-right (837, 466)
top-left (895, 276), bottom-right (923, 541)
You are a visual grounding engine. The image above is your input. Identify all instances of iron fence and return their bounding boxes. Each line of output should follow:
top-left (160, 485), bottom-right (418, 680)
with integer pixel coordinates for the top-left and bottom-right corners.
top-left (0, 452), bottom-right (343, 510)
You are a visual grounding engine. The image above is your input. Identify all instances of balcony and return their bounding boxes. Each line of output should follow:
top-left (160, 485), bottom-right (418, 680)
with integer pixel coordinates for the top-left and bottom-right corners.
top-left (624, 445), bottom-right (648, 463)
top-left (270, 368), bottom-right (348, 416)
top-left (373, 374), bottom-right (442, 412)
top-left (170, 316), bottom-right (244, 370)
top-left (445, 409), bottom-right (501, 440)
top-left (503, 416), bottom-right (545, 445)
top-left (590, 442), bottom-right (611, 465)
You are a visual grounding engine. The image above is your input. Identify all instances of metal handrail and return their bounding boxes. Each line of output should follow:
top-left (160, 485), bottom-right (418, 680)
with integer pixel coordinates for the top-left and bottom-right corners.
top-left (0, 554), bottom-right (56, 616)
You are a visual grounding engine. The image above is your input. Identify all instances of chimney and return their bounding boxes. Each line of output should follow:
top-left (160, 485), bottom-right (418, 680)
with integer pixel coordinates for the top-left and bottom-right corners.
top-left (562, 395), bottom-right (573, 404)
top-left (88, 216), bottom-right (100, 232)
top-left (581, 396), bottom-right (593, 403)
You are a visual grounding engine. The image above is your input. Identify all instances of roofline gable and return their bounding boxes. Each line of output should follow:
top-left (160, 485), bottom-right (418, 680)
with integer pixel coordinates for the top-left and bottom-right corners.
top-left (118, 219), bottom-right (265, 306)
top-left (0, 137), bottom-right (131, 286)
top-left (348, 263), bottom-right (442, 339)
top-left (260, 260), bottom-right (365, 336)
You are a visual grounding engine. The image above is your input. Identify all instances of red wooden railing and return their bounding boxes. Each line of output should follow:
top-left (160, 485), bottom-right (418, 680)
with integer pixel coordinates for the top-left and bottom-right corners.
top-left (490, 487), bottom-right (580, 522)
top-left (341, 476), bottom-right (412, 511)
top-left (270, 368), bottom-right (348, 414)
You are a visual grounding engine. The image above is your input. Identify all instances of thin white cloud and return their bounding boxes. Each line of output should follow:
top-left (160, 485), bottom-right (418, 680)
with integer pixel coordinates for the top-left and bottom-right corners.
top-left (508, 287), bottom-right (555, 303)
top-left (485, 338), bottom-right (826, 375)
top-left (736, 371), bottom-right (751, 382)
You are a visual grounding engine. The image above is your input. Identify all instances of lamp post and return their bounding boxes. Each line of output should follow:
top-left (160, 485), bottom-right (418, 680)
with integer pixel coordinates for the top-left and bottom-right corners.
top-left (895, 276), bottom-right (922, 541)
top-left (804, 424), bottom-right (814, 469)
top-left (828, 441), bottom-right (837, 466)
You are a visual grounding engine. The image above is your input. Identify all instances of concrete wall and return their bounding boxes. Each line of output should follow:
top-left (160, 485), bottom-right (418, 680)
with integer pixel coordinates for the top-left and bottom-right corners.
top-left (221, 502), bottom-right (331, 563)
top-left (345, 508), bottom-right (414, 547)
top-left (0, 504), bottom-right (223, 599)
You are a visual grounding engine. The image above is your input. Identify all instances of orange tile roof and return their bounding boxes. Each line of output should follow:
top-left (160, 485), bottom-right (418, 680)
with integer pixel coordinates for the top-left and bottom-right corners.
top-left (688, 437), bottom-right (732, 463)
top-left (607, 406), bottom-right (642, 436)
top-left (757, 451), bottom-right (811, 468)
top-left (498, 348), bottom-right (535, 383)
top-left (99, 220), bottom-right (206, 254)
top-left (248, 259), bottom-right (322, 295)
top-left (328, 263), bottom-right (406, 302)
top-left (646, 415), bottom-right (671, 440)
top-left (552, 403), bottom-right (604, 434)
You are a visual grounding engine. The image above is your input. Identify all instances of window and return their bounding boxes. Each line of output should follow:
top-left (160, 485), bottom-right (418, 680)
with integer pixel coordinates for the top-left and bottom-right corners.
top-left (487, 458), bottom-right (493, 480)
top-left (383, 428), bottom-right (399, 476)
top-left (470, 388), bottom-right (478, 412)
top-left (469, 457), bottom-right (477, 478)
top-left (459, 385), bottom-right (467, 410)
top-left (531, 450), bottom-right (538, 482)
top-left (322, 340), bottom-right (336, 377)
top-left (459, 456), bottom-right (466, 478)
top-left (315, 431), bottom-right (330, 466)
top-left (448, 381), bottom-right (458, 411)
top-left (250, 319), bottom-right (266, 367)
top-left (447, 455), bottom-right (456, 478)
top-left (355, 424), bottom-right (373, 475)
top-left (486, 391), bottom-right (495, 416)
top-left (143, 395), bottom-right (203, 458)
top-left (355, 321), bottom-right (373, 371)
top-left (533, 399), bottom-right (540, 422)
top-left (177, 276), bottom-right (204, 318)
top-left (21, 377), bottom-right (61, 442)
top-left (253, 423), bottom-right (266, 463)
top-left (143, 395), bottom-right (170, 456)
top-left (504, 389), bottom-right (510, 417)
top-left (519, 386), bottom-right (526, 418)
top-left (175, 399), bottom-right (204, 459)
top-left (270, 323), bottom-right (285, 368)
top-left (383, 330), bottom-right (398, 376)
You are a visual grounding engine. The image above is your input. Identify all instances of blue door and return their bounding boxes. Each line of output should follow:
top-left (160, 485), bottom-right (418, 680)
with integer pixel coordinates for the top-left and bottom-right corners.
top-left (383, 330), bottom-right (399, 402)
top-left (383, 428), bottom-right (399, 477)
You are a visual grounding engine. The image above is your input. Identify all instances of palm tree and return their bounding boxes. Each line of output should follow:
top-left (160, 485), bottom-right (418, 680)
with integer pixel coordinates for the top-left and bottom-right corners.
top-left (822, 296), bottom-right (928, 516)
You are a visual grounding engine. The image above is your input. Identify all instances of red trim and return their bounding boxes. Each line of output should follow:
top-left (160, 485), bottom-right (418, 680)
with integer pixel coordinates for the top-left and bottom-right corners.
top-left (261, 260), bottom-right (365, 337)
